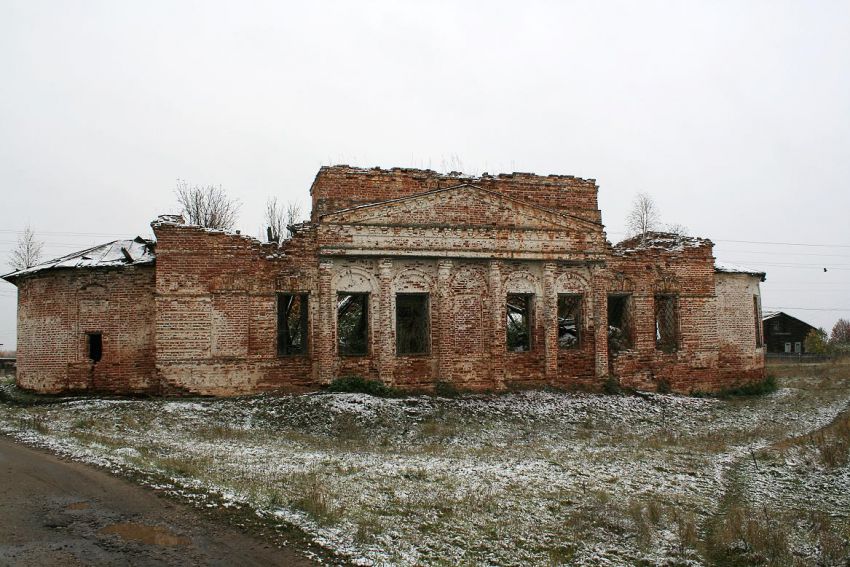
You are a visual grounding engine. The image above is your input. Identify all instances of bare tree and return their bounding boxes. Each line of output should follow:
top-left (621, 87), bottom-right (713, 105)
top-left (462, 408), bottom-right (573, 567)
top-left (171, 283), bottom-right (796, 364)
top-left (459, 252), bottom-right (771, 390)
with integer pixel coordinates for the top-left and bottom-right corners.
top-left (665, 223), bottom-right (690, 237)
top-left (8, 225), bottom-right (44, 271)
top-left (264, 197), bottom-right (304, 243)
top-left (175, 180), bottom-right (241, 230)
top-left (625, 192), bottom-right (661, 241)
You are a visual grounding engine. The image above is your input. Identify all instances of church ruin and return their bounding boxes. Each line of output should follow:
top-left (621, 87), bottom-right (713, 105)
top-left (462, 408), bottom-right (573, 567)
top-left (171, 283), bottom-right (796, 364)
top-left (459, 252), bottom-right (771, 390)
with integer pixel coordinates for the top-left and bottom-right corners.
top-left (3, 166), bottom-right (766, 395)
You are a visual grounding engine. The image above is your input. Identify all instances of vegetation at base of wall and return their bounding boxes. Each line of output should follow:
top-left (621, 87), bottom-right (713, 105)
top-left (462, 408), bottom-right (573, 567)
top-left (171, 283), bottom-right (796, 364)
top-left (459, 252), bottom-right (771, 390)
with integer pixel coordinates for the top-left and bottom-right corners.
top-left (718, 375), bottom-right (778, 398)
top-left (0, 381), bottom-right (72, 406)
top-left (656, 379), bottom-right (671, 394)
top-left (326, 375), bottom-right (396, 397)
top-left (603, 376), bottom-right (622, 394)
top-left (690, 375), bottom-right (778, 399)
top-left (433, 380), bottom-right (460, 398)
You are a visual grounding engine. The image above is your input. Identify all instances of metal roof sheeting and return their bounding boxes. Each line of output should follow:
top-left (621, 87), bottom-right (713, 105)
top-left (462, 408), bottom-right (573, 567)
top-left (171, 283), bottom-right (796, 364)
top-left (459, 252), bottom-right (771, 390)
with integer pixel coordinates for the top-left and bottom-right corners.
top-left (1, 237), bottom-right (155, 281)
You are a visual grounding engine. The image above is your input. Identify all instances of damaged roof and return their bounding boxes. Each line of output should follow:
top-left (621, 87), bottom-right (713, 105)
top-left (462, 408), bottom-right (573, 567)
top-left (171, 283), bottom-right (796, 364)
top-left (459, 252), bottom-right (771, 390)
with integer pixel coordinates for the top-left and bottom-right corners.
top-left (714, 261), bottom-right (767, 281)
top-left (613, 232), bottom-right (712, 253)
top-left (1, 237), bottom-right (155, 282)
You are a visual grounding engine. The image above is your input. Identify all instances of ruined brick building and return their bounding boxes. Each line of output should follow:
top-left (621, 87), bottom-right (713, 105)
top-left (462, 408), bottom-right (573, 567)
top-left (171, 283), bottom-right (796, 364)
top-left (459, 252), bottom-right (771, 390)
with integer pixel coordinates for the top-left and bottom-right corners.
top-left (3, 166), bottom-right (766, 396)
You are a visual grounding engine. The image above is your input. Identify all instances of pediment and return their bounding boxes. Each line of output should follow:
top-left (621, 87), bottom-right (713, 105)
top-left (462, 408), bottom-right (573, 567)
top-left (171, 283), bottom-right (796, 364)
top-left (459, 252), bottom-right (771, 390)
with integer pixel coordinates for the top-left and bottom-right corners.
top-left (321, 184), bottom-right (599, 233)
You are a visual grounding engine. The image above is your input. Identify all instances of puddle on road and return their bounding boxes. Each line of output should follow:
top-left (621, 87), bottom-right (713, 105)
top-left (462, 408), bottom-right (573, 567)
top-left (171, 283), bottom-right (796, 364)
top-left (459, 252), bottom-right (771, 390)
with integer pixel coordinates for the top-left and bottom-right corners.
top-left (98, 522), bottom-right (190, 546)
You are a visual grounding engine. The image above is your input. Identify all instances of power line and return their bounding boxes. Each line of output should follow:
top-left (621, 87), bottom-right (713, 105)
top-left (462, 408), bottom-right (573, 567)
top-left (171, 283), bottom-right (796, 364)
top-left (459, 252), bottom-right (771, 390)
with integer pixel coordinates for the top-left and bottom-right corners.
top-left (715, 238), bottom-right (850, 249)
top-left (718, 250), bottom-right (850, 259)
top-left (764, 306), bottom-right (850, 312)
top-left (723, 259), bottom-right (850, 268)
top-left (0, 229), bottom-right (129, 237)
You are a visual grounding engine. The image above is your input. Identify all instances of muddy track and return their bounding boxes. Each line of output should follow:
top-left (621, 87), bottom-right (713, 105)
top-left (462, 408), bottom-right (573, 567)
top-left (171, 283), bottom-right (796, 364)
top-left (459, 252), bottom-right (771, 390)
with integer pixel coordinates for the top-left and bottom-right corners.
top-left (0, 436), bottom-right (319, 566)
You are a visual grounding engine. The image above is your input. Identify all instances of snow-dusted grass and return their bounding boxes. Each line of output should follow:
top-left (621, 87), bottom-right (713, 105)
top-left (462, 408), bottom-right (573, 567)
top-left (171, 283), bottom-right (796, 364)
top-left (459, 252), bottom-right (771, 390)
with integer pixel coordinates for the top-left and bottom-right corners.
top-left (2, 364), bottom-right (850, 566)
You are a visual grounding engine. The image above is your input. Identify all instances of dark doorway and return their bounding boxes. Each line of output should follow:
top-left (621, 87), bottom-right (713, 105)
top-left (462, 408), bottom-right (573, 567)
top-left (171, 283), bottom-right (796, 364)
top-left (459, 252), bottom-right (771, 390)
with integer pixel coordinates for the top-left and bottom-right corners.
top-left (87, 333), bottom-right (103, 363)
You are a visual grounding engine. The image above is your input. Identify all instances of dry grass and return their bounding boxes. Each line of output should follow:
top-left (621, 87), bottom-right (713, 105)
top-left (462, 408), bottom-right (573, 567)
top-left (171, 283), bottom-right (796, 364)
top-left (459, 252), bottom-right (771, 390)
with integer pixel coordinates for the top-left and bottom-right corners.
top-left (706, 502), bottom-right (792, 566)
top-left (152, 454), bottom-right (215, 479)
top-left (3, 362), bottom-right (850, 565)
top-left (290, 475), bottom-right (340, 525)
top-left (808, 411), bottom-right (850, 468)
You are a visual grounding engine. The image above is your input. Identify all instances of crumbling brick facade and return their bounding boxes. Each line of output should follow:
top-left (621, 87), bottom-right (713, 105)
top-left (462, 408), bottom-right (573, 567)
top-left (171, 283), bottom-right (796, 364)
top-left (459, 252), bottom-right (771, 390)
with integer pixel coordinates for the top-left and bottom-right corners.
top-left (4, 165), bottom-right (766, 395)
top-left (13, 266), bottom-right (156, 394)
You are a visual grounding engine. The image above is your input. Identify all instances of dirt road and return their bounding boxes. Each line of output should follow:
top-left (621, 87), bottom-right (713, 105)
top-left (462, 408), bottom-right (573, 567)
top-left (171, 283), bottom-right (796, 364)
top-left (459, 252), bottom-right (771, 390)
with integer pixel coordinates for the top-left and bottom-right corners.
top-left (0, 436), bottom-right (317, 566)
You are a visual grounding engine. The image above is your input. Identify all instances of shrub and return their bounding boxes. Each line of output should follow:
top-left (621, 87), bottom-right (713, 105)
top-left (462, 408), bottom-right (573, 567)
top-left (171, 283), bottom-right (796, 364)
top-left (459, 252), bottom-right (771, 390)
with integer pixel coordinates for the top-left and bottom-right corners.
top-left (691, 375), bottom-right (777, 399)
top-left (603, 376), bottom-right (622, 394)
top-left (718, 375), bottom-right (777, 398)
top-left (656, 379), bottom-right (671, 394)
top-left (327, 375), bottom-right (394, 397)
top-left (434, 380), bottom-right (460, 398)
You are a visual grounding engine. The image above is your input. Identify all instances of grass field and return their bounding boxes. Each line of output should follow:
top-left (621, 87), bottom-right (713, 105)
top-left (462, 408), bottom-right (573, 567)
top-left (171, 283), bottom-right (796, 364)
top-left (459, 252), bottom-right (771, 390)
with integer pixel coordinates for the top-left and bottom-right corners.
top-left (1, 362), bottom-right (849, 566)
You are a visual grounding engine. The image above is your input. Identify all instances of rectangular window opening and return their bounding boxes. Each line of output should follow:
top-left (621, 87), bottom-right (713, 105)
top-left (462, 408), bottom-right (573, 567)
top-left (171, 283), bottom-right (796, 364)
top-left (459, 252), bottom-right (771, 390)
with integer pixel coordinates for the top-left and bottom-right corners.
top-left (558, 294), bottom-right (582, 349)
top-left (396, 293), bottom-right (429, 355)
top-left (278, 293), bottom-right (308, 356)
top-left (607, 294), bottom-right (633, 353)
top-left (655, 294), bottom-right (679, 353)
top-left (753, 295), bottom-right (763, 347)
top-left (87, 333), bottom-right (102, 363)
top-left (338, 293), bottom-right (369, 356)
top-left (507, 294), bottom-right (533, 352)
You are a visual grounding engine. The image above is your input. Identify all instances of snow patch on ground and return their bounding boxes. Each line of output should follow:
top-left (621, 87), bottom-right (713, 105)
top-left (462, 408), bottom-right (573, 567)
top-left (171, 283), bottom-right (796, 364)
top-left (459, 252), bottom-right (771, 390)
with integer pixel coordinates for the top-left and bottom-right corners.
top-left (1, 375), bottom-right (849, 566)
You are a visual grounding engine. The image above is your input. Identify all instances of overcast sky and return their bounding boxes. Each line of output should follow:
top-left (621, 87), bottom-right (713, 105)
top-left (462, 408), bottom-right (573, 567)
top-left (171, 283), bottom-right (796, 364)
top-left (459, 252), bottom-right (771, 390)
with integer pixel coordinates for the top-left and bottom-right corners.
top-left (1, 0), bottom-right (849, 350)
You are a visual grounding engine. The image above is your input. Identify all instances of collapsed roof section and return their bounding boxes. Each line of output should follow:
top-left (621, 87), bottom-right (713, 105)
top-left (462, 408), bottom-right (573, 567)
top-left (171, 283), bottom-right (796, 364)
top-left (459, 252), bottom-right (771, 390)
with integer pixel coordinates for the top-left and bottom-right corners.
top-left (1, 237), bottom-right (155, 282)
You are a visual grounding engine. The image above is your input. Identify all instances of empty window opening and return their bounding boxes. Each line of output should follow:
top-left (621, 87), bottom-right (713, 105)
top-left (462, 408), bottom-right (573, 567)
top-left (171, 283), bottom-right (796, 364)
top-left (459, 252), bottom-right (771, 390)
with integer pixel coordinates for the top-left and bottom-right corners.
top-left (753, 295), bottom-right (763, 347)
top-left (87, 333), bottom-right (102, 363)
top-left (338, 293), bottom-right (369, 355)
top-left (507, 294), bottom-right (533, 352)
top-left (278, 293), bottom-right (308, 356)
top-left (396, 293), bottom-right (429, 355)
top-left (655, 295), bottom-right (679, 353)
top-left (558, 294), bottom-right (582, 349)
top-left (607, 294), bottom-right (634, 353)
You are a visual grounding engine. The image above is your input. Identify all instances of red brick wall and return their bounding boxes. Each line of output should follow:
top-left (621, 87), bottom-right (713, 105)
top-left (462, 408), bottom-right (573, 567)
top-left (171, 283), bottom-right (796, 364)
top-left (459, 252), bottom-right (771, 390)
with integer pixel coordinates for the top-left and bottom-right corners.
top-left (14, 266), bottom-right (156, 394)
top-left (152, 221), bottom-right (319, 395)
top-left (310, 166), bottom-right (603, 224)
top-left (605, 240), bottom-right (724, 393)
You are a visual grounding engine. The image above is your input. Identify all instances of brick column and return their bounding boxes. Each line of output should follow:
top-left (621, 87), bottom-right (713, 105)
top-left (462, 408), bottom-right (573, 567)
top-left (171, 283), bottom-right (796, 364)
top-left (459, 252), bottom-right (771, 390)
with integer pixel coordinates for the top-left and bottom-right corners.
top-left (317, 259), bottom-right (335, 384)
top-left (377, 258), bottom-right (395, 385)
top-left (592, 267), bottom-right (609, 378)
top-left (489, 260), bottom-right (505, 389)
top-left (543, 262), bottom-right (558, 384)
top-left (436, 259), bottom-right (453, 382)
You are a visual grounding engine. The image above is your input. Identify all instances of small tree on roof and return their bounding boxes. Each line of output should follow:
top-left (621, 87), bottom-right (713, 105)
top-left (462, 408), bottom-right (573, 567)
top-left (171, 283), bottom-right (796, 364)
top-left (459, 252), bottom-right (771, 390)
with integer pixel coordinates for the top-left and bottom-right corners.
top-left (625, 192), bottom-right (661, 242)
top-left (175, 180), bottom-right (241, 231)
top-left (264, 197), bottom-right (304, 244)
top-left (8, 225), bottom-right (44, 271)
